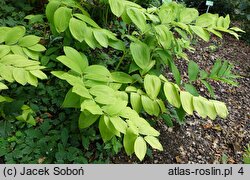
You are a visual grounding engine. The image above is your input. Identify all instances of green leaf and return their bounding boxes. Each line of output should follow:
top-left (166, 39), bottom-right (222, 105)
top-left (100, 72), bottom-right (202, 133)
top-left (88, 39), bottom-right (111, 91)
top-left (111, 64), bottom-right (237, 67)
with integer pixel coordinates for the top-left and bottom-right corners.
top-left (30, 70), bottom-right (47, 80)
top-left (207, 28), bottom-right (222, 38)
top-left (84, 73), bottom-right (110, 82)
top-left (111, 72), bottom-right (133, 83)
top-left (140, 60), bottom-right (156, 75)
top-left (57, 55), bottom-right (82, 74)
top-left (22, 48), bottom-right (38, 60)
top-left (123, 127), bottom-right (138, 155)
top-left (134, 136), bottom-right (147, 161)
top-left (73, 13), bottom-right (100, 28)
top-left (130, 92), bottom-right (142, 113)
top-left (13, 68), bottom-right (27, 85)
top-left (72, 84), bottom-right (92, 99)
top-left (218, 61), bottom-right (229, 77)
top-left (141, 95), bottom-right (160, 116)
top-left (193, 96), bottom-right (207, 118)
top-left (103, 115), bottom-right (120, 137)
top-left (69, 18), bottom-right (87, 42)
top-left (62, 88), bottom-right (81, 108)
top-left (90, 85), bottom-right (115, 97)
top-left (109, 116), bottom-right (127, 134)
top-left (0, 82), bottom-right (8, 90)
top-left (180, 91), bottom-right (194, 115)
top-left (154, 25), bottom-right (172, 49)
top-left (108, 39), bottom-right (125, 51)
top-left (18, 35), bottom-right (41, 47)
top-left (79, 110), bottom-right (100, 129)
top-left (188, 60), bottom-right (199, 81)
top-left (64, 46), bottom-right (88, 72)
top-left (27, 44), bottom-right (46, 52)
top-left (0, 65), bottom-right (14, 82)
top-left (201, 80), bottom-right (215, 98)
top-left (211, 100), bottom-right (228, 119)
top-left (83, 27), bottom-right (99, 49)
top-left (0, 27), bottom-right (10, 43)
top-left (223, 15), bottom-right (230, 29)
top-left (109, 0), bottom-right (125, 17)
top-left (161, 114), bottom-right (173, 127)
top-left (11, 45), bottom-right (26, 56)
top-left (184, 83), bottom-right (199, 96)
top-left (217, 17), bottom-right (224, 28)
top-left (102, 100), bottom-right (127, 116)
top-left (190, 25), bottom-right (210, 42)
top-left (130, 42), bottom-right (150, 70)
top-left (170, 61), bottom-right (181, 85)
top-left (196, 13), bottom-right (218, 27)
top-left (156, 99), bottom-right (167, 113)
top-left (127, 8), bottom-right (147, 32)
top-left (5, 26), bottom-right (26, 45)
top-left (163, 82), bottom-right (181, 108)
top-left (81, 100), bottom-right (103, 115)
top-left (203, 100), bottom-right (217, 120)
top-left (144, 74), bottom-right (161, 100)
top-left (25, 72), bottom-right (38, 86)
top-left (93, 29), bottom-right (109, 48)
top-left (84, 65), bottom-right (111, 77)
top-left (54, 7), bottom-right (72, 33)
top-left (229, 27), bottom-right (245, 33)
top-left (45, 1), bottom-right (60, 23)
top-left (210, 60), bottom-right (222, 77)
top-left (180, 8), bottom-right (199, 24)
top-left (144, 136), bottom-right (163, 151)
top-left (99, 115), bottom-right (114, 142)
top-left (0, 45), bottom-right (11, 58)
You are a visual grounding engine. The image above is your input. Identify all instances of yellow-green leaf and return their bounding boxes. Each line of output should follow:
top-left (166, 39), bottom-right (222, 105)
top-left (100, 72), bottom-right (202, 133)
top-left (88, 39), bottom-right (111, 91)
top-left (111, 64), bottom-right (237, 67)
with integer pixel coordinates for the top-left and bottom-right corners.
top-left (81, 100), bottom-right (103, 115)
top-left (18, 35), bottom-right (41, 47)
top-left (54, 7), bottom-right (72, 33)
top-left (134, 136), bottom-right (147, 161)
top-left (5, 26), bottom-right (26, 45)
top-left (109, 0), bottom-right (125, 17)
top-left (79, 110), bottom-right (100, 129)
top-left (141, 95), bottom-right (160, 116)
top-left (211, 100), bottom-right (229, 119)
top-left (130, 42), bottom-right (150, 70)
top-left (109, 116), bottom-right (127, 134)
top-left (123, 127), bottom-right (138, 155)
top-left (130, 92), bottom-right (142, 113)
top-left (144, 74), bottom-right (161, 99)
top-left (180, 91), bottom-right (194, 115)
top-left (144, 136), bottom-right (163, 151)
top-left (69, 18), bottom-right (87, 42)
top-left (163, 82), bottom-right (181, 108)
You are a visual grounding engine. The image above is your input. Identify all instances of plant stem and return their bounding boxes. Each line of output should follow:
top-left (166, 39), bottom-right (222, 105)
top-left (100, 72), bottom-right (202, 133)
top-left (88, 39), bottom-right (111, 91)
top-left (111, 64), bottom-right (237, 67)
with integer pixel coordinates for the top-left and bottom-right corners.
top-left (115, 52), bottom-right (126, 71)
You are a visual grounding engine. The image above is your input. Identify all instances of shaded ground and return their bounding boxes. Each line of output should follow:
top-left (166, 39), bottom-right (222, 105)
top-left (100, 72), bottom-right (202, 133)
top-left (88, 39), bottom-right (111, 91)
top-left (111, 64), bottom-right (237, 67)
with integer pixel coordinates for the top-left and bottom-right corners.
top-left (112, 35), bottom-right (250, 164)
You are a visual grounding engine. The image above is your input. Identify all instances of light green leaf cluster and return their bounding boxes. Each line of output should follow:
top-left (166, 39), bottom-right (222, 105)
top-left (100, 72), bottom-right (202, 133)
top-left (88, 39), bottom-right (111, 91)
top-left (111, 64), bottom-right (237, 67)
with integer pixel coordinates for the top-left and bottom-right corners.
top-left (46, 1), bottom-right (125, 51)
top-left (0, 26), bottom-right (47, 89)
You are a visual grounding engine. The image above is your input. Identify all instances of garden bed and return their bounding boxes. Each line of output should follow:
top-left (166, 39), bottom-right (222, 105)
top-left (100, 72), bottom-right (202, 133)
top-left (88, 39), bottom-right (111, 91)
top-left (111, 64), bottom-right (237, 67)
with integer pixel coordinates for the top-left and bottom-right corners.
top-left (112, 34), bottom-right (250, 164)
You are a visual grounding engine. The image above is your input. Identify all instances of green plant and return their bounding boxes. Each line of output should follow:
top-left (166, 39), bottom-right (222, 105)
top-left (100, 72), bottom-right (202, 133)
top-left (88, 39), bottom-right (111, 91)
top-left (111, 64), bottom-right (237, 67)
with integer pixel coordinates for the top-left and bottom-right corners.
top-left (38, 0), bottom-right (242, 161)
top-left (182, 0), bottom-right (250, 43)
top-left (186, 59), bottom-right (239, 99)
top-left (243, 143), bottom-right (250, 164)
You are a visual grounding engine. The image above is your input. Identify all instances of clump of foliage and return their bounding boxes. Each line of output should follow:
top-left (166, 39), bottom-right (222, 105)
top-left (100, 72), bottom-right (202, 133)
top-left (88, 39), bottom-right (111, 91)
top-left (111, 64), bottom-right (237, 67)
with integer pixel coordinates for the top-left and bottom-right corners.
top-left (182, 0), bottom-right (250, 43)
top-left (0, 0), bottom-right (243, 162)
